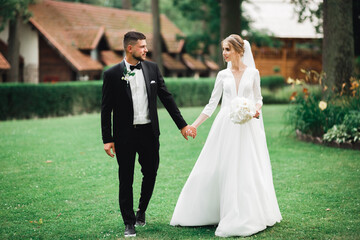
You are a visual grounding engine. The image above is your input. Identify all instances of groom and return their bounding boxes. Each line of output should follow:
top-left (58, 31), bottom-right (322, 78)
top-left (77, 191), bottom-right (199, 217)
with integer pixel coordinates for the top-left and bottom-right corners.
top-left (101, 31), bottom-right (196, 237)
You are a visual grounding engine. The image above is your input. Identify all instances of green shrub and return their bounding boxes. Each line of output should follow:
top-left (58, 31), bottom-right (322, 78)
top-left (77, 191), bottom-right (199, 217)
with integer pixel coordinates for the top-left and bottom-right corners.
top-left (261, 87), bottom-right (287, 104)
top-left (0, 76), bottom-right (293, 120)
top-left (273, 66), bottom-right (281, 73)
top-left (0, 79), bottom-right (216, 120)
top-left (261, 85), bottom-right (322, 104)
top-left (286, 77), bottom-right (360, 138)
top-left (343, 111), bottom-right (360, 131)
top-left (260, 75), bottom-right (285, 90)
top-left (277, 85), bottom-right (322, 100)
top-left (287, 93), bottom-right (346, 137)
top-left (323, 125), bottom-right (352, 143)
top-left (0, 82), bottom-right (102, 120)
top-left (323, 112), bottom-right (360, 143)
top-left (159, 78), bottom-right (214, 107)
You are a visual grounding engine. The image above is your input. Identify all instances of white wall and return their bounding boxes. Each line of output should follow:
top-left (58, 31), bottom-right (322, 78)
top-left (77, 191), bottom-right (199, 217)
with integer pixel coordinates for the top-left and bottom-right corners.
top-left (0, 21), bottom-right (39, 83)
top-left (0, 22), bottom-right (9, 46)
top-left (20, 22), bottom-right (39, 65)
top-left (21, 22), bottom-right (39, 83)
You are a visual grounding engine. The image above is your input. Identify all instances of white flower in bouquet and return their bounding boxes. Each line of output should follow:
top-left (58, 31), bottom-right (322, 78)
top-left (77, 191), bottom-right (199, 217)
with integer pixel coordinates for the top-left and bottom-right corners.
top-left (230, 97), bottom-right (256, 124)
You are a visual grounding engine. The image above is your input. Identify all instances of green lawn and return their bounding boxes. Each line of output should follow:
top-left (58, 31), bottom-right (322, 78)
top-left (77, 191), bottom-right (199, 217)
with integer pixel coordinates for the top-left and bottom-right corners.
top-left (0, 105), bottom-right (359, 239)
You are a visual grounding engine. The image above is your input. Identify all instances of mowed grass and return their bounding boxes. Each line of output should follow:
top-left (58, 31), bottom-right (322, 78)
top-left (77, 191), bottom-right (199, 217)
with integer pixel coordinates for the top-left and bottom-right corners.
top-left (0, 105), bottom-right (359, 239)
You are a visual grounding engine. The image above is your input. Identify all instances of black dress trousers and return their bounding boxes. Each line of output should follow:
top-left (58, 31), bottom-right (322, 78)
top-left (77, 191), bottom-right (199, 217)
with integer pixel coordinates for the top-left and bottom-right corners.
top-left (115, 124), bottom-right (160, 225)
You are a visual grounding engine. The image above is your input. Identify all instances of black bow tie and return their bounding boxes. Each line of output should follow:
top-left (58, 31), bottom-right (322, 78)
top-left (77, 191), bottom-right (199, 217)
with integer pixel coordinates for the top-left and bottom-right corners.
top-left (130, 63), bottom-right (141, 71)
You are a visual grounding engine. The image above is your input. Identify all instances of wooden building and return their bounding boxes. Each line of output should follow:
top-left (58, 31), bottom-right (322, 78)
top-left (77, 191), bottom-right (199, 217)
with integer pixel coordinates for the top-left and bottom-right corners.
top-left (243, 0), bottom-right (323, 79)
top-left (0, 52), bottom-right (10, 82)
top-left (0, 0), bottom-right (216, 83)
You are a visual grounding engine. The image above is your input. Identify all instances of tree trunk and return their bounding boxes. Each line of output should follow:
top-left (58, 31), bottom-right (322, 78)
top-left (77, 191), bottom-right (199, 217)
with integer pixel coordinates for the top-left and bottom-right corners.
top-left (152, 0), bottom-right (163, 74)
top-left (122, 0), bottom-right (132, 9)
top-left (323, 0), bottom-right (354, 92)
top-left (353, 0), bottom-right (360, 56)
top-left (219, 0), bottom-right (242, 67)
top-left (220, 0), bottom-right (241, 40)
top-left (7, 14), bottom-right (21, 83)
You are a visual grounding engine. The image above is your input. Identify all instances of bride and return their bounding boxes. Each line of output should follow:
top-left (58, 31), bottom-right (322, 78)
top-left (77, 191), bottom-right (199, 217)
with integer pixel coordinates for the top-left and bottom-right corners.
top-left (170, 34), bottom-right (282, 237)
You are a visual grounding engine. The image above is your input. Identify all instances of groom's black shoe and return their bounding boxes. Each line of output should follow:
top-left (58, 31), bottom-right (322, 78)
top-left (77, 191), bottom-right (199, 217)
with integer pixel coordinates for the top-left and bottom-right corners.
top-left (124, 224), bottom-right (136, 237)
top-left (135, 210), bottom-right (146, 227)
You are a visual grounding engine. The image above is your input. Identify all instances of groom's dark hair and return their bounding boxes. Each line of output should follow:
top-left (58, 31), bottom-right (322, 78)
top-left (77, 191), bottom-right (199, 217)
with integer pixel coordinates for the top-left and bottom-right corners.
top-left (124, 31), bottom-right (146, 51)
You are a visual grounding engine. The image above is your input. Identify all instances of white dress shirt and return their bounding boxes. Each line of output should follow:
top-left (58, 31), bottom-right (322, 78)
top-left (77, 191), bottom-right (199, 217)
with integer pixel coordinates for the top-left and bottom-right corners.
top-left (124, 59), bottom-right (151, 125)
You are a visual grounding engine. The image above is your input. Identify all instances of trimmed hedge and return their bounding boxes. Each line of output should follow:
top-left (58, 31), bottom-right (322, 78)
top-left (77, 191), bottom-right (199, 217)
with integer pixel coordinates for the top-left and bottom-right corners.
top-left (260, 75), bottom-right (285, 89)
top-left (0, 76), bottom-right (286, 120)
top-left (0, 82), bottom-right (103, 120)
top-left (160, 78), bottom-right (214, 107)
top-left (261, 85), bottom-right (322, 104)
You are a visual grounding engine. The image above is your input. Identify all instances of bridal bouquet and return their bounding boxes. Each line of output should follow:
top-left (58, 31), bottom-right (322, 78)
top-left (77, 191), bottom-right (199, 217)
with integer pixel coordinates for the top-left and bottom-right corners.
top-left (229, 97), bottom-right (256, 124)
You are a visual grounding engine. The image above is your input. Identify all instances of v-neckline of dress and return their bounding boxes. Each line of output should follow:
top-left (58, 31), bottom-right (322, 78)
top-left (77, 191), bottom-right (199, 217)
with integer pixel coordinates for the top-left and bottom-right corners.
top-left (228, 67), bottom-right (248, 96)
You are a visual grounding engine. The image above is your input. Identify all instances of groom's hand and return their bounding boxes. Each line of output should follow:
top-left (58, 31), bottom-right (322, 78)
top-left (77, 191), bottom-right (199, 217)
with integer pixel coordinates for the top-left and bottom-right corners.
top-left (104, 142), bottom-right (116, 157)
top-left (181, 125), bottom-right (197, 140)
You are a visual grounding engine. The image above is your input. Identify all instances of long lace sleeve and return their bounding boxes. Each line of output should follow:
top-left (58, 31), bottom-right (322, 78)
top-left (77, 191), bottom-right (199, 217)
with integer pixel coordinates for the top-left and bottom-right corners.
top-left (202, 72), bottom-right (223, 117)
top-left (254, 70), bottom-right (263, 107)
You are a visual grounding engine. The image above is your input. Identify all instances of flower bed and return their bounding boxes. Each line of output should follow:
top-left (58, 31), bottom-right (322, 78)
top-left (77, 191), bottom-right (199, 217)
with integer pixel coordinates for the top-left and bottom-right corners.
top-left (295, 129), bottom-right (360, 150)
top-left (287, 69), bottom-right (360, 150)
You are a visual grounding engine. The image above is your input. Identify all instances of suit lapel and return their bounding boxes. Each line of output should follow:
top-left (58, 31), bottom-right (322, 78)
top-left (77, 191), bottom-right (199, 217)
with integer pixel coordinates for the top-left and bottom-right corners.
top-left (119, 60), bottom-right (133, 101)
top-left (141, 61), bottom-right (152, 101)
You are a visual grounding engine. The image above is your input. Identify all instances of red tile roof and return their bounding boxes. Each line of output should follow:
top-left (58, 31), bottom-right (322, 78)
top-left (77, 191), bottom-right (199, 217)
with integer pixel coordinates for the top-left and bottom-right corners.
top-left (28, 0), bottom-right (186, 73)
top-left (204, 56), bottom-right (219, 71)
top-left (0, 40), bottom-right (24, 65)
top-left (30, 0), bottom-right (184, 53)
top-left (100, 51), bottom-right (186, 71)
top-left (29, 3), bottom-right (103, 72)
top-left (0, 52), bottom-right (10, 70)
top-left (105, 30), bottom-right (129, 51)
top-left (162, 33), bottom-right (185, 53)
top-left (162, 53), bottom-right (187, 71)
top-left (68, 26), bottom-right (105, 50)
top-left (182, 53), bottom-right (207, 71)
top-left (101, 50), bottom-right (124, 66)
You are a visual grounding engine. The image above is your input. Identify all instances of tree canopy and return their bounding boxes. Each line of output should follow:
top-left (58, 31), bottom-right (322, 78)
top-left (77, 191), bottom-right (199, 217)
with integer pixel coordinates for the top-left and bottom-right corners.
top-left (0, 0), bottom-right (34, 31)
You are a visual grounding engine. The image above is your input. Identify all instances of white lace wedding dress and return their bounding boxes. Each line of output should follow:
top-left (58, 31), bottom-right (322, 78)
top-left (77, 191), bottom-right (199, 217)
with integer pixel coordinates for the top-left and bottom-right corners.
top-left (170, 67), bottom-right (282, 237)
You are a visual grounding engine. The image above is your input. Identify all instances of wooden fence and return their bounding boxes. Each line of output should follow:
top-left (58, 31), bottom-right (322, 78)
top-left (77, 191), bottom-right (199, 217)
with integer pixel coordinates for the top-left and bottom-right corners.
top-left (253, 47), bottom-right (322, 80)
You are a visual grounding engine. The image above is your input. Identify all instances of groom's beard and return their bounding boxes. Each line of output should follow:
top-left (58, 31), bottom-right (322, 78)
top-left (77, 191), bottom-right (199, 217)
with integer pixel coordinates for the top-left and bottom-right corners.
top-left (133, 53), bottom-right (146, 62)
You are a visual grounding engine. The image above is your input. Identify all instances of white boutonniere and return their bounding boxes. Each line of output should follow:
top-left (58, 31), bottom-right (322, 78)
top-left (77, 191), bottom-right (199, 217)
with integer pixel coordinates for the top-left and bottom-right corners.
top-left (122, 68), bottom-right (135, 85)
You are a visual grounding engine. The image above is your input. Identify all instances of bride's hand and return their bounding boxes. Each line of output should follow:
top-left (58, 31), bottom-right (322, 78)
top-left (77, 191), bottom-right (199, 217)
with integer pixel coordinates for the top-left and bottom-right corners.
top-left (188, 125), bottom-right (197, 139)
top-left (181, 125), bottom-right (197, 140)
top-left (253, 110), bottom-right (260, 119)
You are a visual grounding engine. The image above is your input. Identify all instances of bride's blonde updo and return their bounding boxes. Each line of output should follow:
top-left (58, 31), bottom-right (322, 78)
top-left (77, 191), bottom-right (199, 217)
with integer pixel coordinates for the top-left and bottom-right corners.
top-left (222, 34), bottom-right (245, 56)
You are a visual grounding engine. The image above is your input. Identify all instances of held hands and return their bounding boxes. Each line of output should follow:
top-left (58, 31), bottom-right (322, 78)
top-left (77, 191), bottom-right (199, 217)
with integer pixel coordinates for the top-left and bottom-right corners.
top-left (104, 142), bottom-right (116, 157)
top-left (181, 125), bottom-right (197, 140)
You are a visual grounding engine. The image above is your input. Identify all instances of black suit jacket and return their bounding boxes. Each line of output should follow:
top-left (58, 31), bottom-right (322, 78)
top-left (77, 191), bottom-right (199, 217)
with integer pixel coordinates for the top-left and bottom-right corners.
top-left (101, 60), bottom-right (187, 144)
